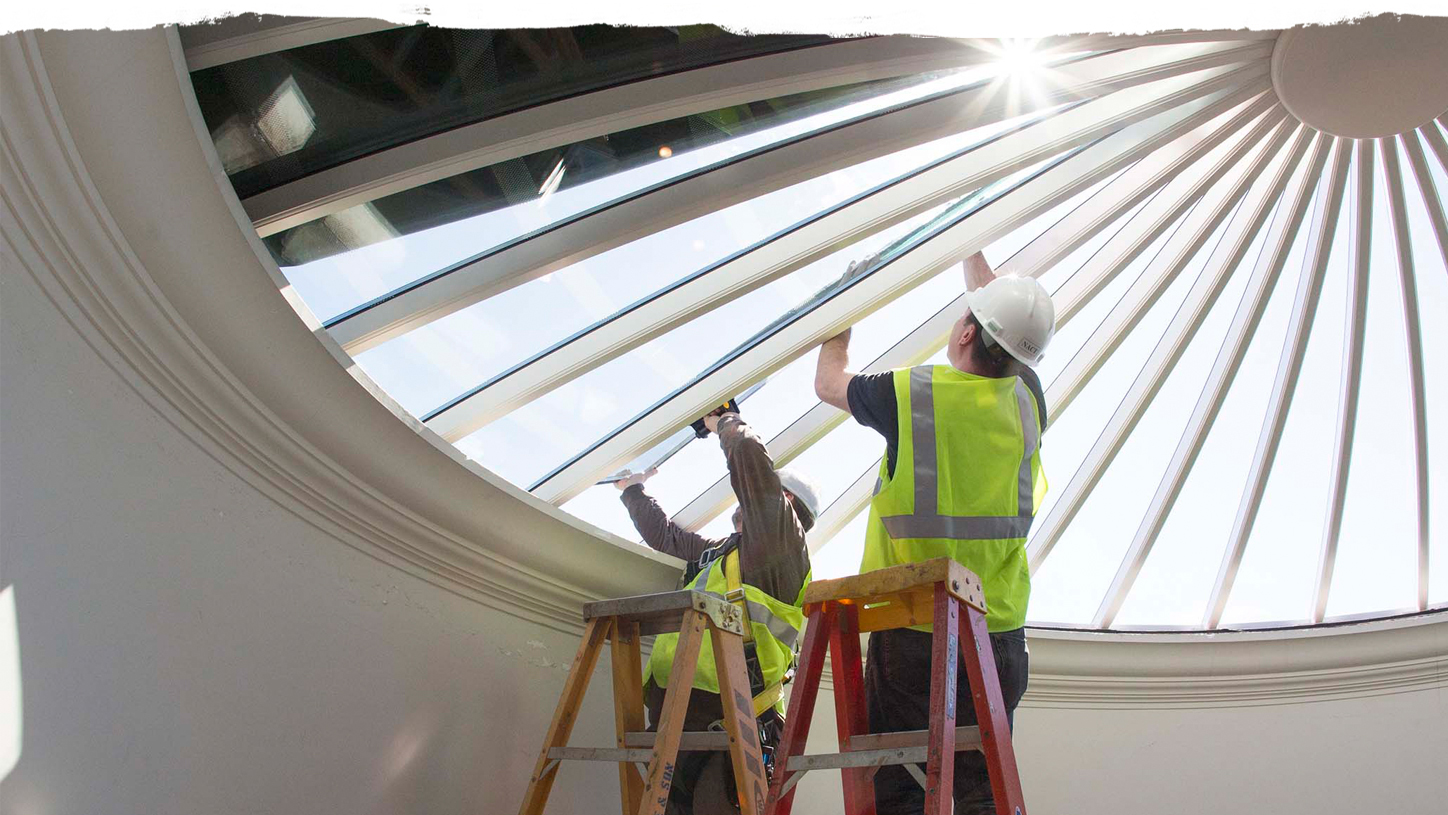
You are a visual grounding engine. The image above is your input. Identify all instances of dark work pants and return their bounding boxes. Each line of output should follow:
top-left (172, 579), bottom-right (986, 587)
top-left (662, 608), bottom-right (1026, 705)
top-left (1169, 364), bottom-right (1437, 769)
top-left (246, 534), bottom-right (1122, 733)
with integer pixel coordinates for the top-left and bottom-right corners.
top-left (644, 680), bottom-right (781, 815)
top-left (865, 626), bottom-right (1030, 815)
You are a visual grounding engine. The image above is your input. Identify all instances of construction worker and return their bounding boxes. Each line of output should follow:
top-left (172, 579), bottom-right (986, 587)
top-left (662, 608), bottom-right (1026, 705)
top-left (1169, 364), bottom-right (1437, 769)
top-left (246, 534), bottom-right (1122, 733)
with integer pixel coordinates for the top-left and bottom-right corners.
top-left (615, 411), bottom-right (819, 815)
top-left (813, 251), bottom-right (1053, 815)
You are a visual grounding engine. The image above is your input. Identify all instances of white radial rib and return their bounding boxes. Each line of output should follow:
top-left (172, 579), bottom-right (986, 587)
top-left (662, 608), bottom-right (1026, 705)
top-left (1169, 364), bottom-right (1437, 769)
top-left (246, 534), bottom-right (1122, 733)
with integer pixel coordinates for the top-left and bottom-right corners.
top-left (530, 84), bottom-right (1253, 505)
top-left (807, 470), bottom-right (880, 554)
top-left (1312, 139), bottom-right (1375, 624)
top-left (1380, 139), bottom-right (1432, 613)
top-left (1091, 127), bottom-right (1324, 629)
top-left (1039, 105), bottom-right (1289, 433)
top-left (1027, 114), bottom-right (1297, 574)
top-left (1420, 120), bottom-right (1448, 176)
top-left (330, 49), bottom-right (1270, 354)
top-left (421, 62), bottom-right (1269, 441)
top-left (179, 18), bottom-right (405, 71)
top-left (670, 91), bottom-right (1275, 533)
top-left (671, 300), bottom-right (960, 531)
top-left (1202, 138), bottom-right (1353, 629)
top-left (1047, 98), bottom-right (1283, 333)
top-left (1399, 129), bottom-right (1448, 271)
top-left (245, 37), bottom-right (1005, 234)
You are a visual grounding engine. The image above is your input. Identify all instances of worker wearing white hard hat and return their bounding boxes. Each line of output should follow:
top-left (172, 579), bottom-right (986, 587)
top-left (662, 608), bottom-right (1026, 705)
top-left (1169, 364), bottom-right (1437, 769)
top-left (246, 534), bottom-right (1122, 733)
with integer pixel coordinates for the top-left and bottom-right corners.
top-left (813, 250), bottom-right (1053, 815)
top-left (615, 411), bottom-right (816, 813)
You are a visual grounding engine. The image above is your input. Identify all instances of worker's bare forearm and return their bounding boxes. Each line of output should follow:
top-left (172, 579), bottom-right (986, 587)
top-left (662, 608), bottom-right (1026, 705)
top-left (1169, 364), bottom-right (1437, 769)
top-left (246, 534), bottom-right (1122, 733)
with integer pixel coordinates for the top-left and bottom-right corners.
top-left (963, 250), bottom-right (995, 291)
top-left (815, 329), bottom-right (855, 411)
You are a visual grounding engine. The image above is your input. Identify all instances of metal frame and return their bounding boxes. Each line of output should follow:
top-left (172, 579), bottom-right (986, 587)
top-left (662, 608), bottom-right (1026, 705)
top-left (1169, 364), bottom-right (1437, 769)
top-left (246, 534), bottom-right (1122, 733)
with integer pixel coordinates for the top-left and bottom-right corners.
top-left (327, 48), bottom-right (1270, 354)
top-left (420, 59), bottom-right (1269, 439)
top-left (1380, 138), bottom-right (1432, 613)
top-left (243, 36), bottom-right (1006, 234)
top-left (1420, 120), bottom-right (1448, 177)
top-left (669, 93), bottom-right (1273, 535)
top-left (1399, 129), bottom-right (1448, 271)
top-left (1037, 106), bottom-right (1287, 432)
top-left (178, 16), bottom-right (405, 71)
top-left (529, 78), bottom-right (1268, 504)
top-left (1203, 138), bottom-right (1354, 629)
top-left (1312, 139), bottom-right (1374, 624)
top-left (1027, 114), bottom-right (1297, 577)
top-left (1091, 127), bottom-right (1321, 628)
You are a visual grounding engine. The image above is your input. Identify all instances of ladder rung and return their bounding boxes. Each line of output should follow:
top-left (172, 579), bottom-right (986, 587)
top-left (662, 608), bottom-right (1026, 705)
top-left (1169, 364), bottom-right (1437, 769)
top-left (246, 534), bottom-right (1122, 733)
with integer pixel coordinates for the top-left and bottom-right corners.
top-left (547, 746), bottom-right (655, 764)
top-left (846, 725), bottom-right (982, 753)
top-left (787, 745), bottom-right (927, 772)
top-left (622, 730), bottom-right (732, 751)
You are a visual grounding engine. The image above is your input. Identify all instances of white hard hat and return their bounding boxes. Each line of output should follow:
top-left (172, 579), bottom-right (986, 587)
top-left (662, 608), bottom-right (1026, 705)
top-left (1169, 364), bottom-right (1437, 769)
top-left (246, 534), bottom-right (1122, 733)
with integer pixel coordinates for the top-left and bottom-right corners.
top-left (777, 468), bottom-right (822, 522)
top-left (963, 275), bottom-right (1056, 367)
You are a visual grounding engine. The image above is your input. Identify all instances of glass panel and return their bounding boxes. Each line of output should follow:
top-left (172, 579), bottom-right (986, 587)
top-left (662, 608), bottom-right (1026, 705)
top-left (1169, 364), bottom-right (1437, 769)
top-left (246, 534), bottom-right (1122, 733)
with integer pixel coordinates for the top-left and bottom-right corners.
top-left (813, 508), bottom-right (872, 579)
top-left (270, 68), bottom-right (989, 289)
top-left (353, 111), bottom-right (1047, 416)
top-left (1222, 162), bottom-right (1356, 626)
top-left (1401, 133), bottom-right (1448, 607)
top-left (191, 25), bottom-right (835, 196)
top-left (1326, 148), bottom-right (1419, 618)
top-left (458, 201), bottom-right (958, 490)
top-left (1026, 203), bottom-right (1236, 625)
top-left (1113, 193), bottom-right (1300, 628)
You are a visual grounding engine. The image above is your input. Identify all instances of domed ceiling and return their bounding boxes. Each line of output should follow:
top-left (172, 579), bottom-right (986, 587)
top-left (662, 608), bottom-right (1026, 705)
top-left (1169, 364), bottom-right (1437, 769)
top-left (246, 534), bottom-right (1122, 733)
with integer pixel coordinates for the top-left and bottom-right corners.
top-left (183, 17), bottom-right (1448, 630)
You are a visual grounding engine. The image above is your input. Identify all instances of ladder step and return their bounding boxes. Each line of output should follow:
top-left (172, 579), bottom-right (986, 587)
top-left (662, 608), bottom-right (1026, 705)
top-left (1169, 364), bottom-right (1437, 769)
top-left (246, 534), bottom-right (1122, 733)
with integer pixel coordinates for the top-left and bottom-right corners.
top-left (846, 725), bottom-right (982, 753)
top-left (622, 730), bottom-right (732, 751)
top-left (547, 746), bottom-right (655, 764)
top-left (782, 726), bottom-right (983, 773)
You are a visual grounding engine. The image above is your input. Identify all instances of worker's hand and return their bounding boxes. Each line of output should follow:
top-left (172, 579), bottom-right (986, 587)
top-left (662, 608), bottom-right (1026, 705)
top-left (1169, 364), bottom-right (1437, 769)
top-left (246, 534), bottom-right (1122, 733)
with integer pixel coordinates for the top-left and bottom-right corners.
top-left (962, 250), bottom-right (995, 291)
top-left (614, 467), bottom-right (657, 491)
top-left (703, 412), bottom-right (736, 435)
top-left (823, 327), bottom-right (851, 348)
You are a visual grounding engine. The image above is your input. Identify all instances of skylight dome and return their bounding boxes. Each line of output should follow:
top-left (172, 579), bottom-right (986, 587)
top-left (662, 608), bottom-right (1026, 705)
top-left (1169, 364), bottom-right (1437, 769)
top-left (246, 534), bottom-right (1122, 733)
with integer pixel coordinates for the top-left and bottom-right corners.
top-left (187, 18), bottom-right (1448, 632)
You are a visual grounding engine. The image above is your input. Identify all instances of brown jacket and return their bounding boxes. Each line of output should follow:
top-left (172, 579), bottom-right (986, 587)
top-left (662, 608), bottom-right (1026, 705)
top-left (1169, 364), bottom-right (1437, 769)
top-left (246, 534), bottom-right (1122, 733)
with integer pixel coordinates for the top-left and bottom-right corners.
top-left (620, 413), bottom-right (810, 605)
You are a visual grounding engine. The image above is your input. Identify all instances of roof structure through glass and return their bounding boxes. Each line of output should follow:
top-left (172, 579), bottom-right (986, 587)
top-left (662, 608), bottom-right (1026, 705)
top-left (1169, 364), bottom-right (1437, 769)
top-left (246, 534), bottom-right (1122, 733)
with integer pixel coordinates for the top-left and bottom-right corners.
top-left (187, 21), bottom-right (1448, 631)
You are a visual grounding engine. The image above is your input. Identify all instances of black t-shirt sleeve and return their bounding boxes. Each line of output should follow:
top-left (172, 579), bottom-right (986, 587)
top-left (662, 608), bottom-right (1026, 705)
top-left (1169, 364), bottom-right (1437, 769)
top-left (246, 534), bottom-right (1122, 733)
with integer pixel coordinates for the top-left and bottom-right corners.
top-left (847, 372), bottom-right (900, 478)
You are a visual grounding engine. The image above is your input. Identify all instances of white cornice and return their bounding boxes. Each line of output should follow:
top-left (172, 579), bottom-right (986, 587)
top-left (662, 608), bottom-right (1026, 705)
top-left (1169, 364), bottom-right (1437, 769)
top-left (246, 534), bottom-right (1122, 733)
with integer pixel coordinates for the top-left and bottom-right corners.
top-left (2, 26), bottom-right (1444, 710)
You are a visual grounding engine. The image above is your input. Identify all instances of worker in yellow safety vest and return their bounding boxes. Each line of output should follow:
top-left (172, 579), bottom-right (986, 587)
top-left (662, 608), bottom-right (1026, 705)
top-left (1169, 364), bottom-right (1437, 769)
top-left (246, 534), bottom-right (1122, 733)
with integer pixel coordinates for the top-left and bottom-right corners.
top-left (813, 251), bottom-right (1055, 815)
top-left (615, 411), bottom-right (818, 815)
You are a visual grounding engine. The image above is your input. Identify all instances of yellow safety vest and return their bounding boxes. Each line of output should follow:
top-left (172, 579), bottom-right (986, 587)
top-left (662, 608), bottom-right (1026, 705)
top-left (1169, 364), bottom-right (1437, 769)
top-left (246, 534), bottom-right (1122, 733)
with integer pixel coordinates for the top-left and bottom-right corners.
top-left (861, 365), bottom-right (1046, 632)
top-left (649, 548), bottom-right (808, 714)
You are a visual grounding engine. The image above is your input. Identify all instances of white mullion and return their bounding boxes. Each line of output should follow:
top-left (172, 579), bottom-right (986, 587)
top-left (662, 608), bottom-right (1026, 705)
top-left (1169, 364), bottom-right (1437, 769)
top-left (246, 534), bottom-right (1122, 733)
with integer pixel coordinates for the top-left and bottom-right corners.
top-left (1399, 129), bottom-right (1448, 271)
top-left (1420, 120), bottom-right (1448, 176)
top-left (1040, 106), bottom-right (1289, 429)
top-left (1027, 114), bottom-right (1296, 575)
top-left (1312, 139), bottom-right (1375, 624)
top-left (421, 67), bottom-right (1269, 441)
top-left (1203, 138), bottom-right (1353, 629)
top-left (1047, 98), bottom-right (1280, 330)
top-left (671, 300), bottom-right (959, 531)
top-left (331, 53), bottom-right (1269, 354)
top-left (807, 468), bottom-right (879, 553)
top-left (1380, 138), bottom-right (1432, 613)
top-left (672, 97), bottom-right (1271, 532)
top-left (530, 83), bottom-right (1254, 505)
top-left (244, 36), bottom-right (1008, 234)
top-left (179, 18), bottom-right (406, 71)
top-left (995, 92), bottom-right (1277, 279)
top-left (1091, 127), bottom-right (1323, 629)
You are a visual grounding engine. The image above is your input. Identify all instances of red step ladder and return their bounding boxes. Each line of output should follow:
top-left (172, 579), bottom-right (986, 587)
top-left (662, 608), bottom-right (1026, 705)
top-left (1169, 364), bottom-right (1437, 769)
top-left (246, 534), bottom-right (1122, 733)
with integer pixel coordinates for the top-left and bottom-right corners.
top-left (764, 558), bottom-right (1027, 815)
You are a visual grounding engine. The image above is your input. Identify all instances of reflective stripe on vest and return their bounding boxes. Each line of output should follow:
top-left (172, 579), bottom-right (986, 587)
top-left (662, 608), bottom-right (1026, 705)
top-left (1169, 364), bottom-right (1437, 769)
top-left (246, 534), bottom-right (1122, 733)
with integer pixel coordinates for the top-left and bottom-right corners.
top-left (861, 365), bottom-right (1044, 633)
top-left (647, 552), bottom-right (807, 699)
top-left (880, 367), bottom-right (1039, 540)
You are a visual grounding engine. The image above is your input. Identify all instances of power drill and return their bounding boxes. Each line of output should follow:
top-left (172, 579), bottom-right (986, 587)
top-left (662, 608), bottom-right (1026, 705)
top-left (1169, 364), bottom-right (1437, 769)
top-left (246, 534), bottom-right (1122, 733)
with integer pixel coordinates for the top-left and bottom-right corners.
top-left (690, 398), bottom-right (740, 438)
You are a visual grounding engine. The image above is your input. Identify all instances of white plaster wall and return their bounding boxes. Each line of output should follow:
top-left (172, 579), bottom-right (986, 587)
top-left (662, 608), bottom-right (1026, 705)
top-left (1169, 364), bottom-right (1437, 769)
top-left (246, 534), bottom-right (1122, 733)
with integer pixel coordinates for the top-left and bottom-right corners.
top-left (0, 262), bottom-right (624, 814)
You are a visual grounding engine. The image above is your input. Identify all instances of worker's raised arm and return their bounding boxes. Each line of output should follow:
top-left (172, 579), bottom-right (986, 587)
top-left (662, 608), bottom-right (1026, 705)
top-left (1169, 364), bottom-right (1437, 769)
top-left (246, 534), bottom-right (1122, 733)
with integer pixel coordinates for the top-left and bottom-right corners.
top-left (617, 470), bottom-right (723, 563)
top-left (710, 413), bottom-right (808, 598)
top-left (963, 249), bottom-right (996, 291)
top-left (814, 328), bottom-right (856, 411)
